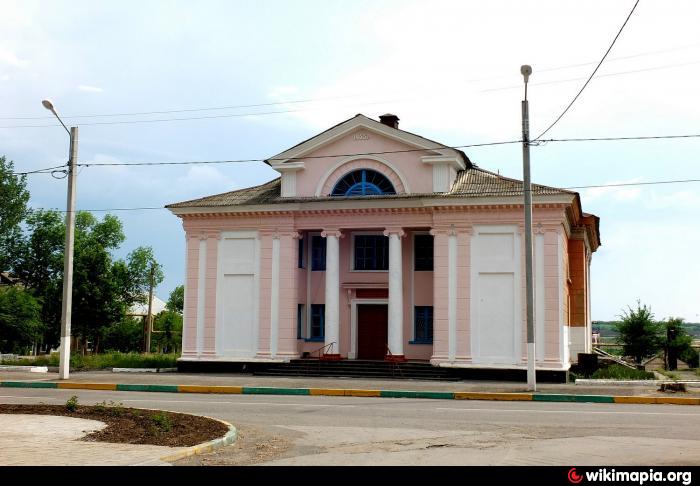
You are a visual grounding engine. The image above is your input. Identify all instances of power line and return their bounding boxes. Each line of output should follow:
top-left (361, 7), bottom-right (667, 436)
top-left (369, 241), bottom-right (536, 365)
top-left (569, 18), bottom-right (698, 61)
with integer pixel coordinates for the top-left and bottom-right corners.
top-left (30, 178), bottom-right (700, 213)
top-left (4, 41), bottom-right (698, 123)
top-left (534, 0), bottom-right (641, 141)
top-left (13, 132), bottom-right (700, 175)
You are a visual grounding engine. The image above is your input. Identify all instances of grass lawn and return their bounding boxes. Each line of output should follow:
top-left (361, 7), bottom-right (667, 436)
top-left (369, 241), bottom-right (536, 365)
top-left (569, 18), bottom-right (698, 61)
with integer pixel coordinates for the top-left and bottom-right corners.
top-left (590, 364), bottom-right (655, 380)
top-left (1, 351), bottom-right (179, 370)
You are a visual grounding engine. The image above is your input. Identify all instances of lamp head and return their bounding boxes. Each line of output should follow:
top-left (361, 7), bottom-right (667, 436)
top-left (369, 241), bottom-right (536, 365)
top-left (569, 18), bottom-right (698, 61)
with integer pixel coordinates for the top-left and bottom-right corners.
top-left (41, 99), bottom-right (55, 111)
top-left (520, 65), bottom-right (532, 83)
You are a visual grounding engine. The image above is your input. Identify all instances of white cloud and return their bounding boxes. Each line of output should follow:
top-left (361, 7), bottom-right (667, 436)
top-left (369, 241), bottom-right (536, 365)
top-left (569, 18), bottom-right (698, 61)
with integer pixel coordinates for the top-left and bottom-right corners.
top-left (0, 74), bottom-right (9, 82)
top-left (0, 47), bottom-right (29, 68)
top-left (78, 84), bottom-right (104, 93)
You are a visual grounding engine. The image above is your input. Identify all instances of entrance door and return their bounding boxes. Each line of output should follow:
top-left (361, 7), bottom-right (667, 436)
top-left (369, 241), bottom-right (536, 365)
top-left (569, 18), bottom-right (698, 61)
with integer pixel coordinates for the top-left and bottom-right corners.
top-left (357, 304), bottom-right (388, 360)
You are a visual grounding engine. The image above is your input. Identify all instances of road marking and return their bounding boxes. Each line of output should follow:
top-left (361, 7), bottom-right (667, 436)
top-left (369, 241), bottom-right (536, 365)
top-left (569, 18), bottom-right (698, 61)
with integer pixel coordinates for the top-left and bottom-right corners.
top-left (435, 407), bottom-right (700, 416)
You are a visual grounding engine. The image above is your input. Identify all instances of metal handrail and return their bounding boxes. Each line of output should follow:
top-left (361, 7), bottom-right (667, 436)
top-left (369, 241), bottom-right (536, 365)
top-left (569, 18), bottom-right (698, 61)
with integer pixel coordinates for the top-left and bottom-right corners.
top-left (386, 345), bottom-right (405, 379)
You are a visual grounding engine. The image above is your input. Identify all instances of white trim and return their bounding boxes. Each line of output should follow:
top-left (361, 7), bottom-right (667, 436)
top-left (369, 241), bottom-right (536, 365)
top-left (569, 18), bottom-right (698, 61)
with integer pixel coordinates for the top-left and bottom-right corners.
top-left (350, 299), bottom-right (389, 359)
top-left (448, 232), bottom-right (457, 362)
top-left (181, 238), bottom-right (189, 354)
top-left (558, 231), bottom-right (567, 363)
top-left (270, 115), bottom-right (456, 164)
top-left (270, 161), bottom-right (305, 171)
top-left (168, 193), bottom-right (576, 215)
top-left (314, 154), bottom-right (411, 196)
top-left (280, 171), bottom-right (297, 198)
top-left (387, 232), bottom-right (404, 356)
top-left (196, 237), bottom-right (206, 356)
top-left (270, 236), bottom-right (280, 358)
top-left (420, 154), bottom-right (465, 170)
top-left (470, 224), bottom-right (521, 365)
top-left (215, 230), bottom-right (261, 359)
top-left (535, 233), bottom-right (545, 362)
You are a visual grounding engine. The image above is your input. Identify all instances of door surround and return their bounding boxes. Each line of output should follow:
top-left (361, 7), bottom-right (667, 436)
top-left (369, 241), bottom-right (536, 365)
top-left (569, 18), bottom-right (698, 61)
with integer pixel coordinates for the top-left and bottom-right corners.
top-left (349, 298), bottom-right (388, 360)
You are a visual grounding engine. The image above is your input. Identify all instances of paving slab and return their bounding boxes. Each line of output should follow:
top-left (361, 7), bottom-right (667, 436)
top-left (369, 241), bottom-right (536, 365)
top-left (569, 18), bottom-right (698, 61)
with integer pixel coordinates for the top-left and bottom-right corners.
top-left (0, 414), bottom-right (185, 466)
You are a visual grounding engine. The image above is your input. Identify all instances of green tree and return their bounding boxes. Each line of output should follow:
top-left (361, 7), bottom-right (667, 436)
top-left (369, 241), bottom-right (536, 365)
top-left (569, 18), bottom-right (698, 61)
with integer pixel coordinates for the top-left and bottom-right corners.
top-left (126, 246), bottom-right (164, 306)
top-left (664, 317), bottom-right (698, 369)
top-left (0, 156), bottom-right (31, 271)
top-left (152, 310), bottom-right (182, 353)
top-left (101, 316), bottom-right (143, 352)
top-left (0, 286), bottom-right (44, 354)
top-left (11, 210), bottom-right (65, 347)
top-left (166, 285), bottom-right (184, 313)
top-left (615, 301), bottom-right (663, 364)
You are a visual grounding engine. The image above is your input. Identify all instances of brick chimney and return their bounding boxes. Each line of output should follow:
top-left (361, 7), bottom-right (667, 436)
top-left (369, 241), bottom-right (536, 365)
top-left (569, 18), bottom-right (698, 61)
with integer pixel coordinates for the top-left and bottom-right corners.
top-left (379, 113), bottom-right (399, 129)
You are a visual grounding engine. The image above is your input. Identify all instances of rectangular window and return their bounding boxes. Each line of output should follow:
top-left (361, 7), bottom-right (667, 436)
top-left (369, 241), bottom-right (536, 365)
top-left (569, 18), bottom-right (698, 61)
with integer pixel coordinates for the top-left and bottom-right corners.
top-left (310, 304), bottom-right (325, 341)
top-left (413, 306), bottom-right (433, 343)
top-left (298, 237), bottom-right (304, 269)
top-left (354, 234), bottom-right (389, 271)
top-left (414, 234), bottom-right (434, 271)
top-left (297, 304), bottom-right (305, 339)
top-left (311, 235), bottom-right (326, 271)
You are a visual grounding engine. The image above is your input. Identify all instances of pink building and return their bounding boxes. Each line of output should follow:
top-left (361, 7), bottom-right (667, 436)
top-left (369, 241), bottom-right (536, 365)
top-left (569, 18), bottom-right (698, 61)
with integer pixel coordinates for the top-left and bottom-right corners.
top-left (167, 114), bottom-right (600, 377)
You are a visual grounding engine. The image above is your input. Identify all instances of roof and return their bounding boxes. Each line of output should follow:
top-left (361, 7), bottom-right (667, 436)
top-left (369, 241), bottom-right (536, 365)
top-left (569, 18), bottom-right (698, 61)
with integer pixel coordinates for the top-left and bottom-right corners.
top-left (128, 295), bottom-right (167, 317)
top-left (264, 113), bottom-right (472, 168)
top-left (166, 166), bottom-right (575, 209)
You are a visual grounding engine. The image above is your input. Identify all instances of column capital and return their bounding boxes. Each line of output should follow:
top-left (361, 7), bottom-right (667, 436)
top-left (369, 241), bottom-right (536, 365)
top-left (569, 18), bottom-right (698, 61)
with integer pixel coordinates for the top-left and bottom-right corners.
top-left (321, 229), bottom-right (344, 238)
top-left (383, 228), bottom-right (405, 238)
top-left (429, 224), bottom-right (465, 237)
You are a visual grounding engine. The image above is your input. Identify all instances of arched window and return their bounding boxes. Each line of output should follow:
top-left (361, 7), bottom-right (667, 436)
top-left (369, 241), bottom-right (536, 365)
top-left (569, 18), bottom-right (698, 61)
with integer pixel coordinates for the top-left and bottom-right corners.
top-left (331, 169), bottom-right (396, 196)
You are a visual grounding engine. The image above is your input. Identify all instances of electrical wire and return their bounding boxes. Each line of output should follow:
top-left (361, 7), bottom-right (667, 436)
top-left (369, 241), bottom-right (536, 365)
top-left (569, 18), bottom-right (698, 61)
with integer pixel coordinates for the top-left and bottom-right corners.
top-left (30, 178), bottom-right (700, 213)
top-left (12, 132), bottom-right (700, 175)
top-left (534, 0), bottom-right (641, 141)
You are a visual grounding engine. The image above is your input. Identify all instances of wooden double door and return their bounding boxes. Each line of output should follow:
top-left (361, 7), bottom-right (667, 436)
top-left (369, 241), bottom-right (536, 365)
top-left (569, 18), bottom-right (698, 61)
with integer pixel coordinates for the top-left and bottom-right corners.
top-left (357, 304), bottom-right (388, 360)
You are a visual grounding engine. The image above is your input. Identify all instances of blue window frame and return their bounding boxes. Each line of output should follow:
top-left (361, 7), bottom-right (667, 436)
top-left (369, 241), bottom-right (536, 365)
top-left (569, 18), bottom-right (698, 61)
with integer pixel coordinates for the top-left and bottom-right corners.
top-left (297, 304), bottom-right (305, 339)
top-left (414, 234), bottom-right (434, 271)
top-left (354, 234), bottom-right (389, 271)
top-left (412, 306), bottom-right (433, 344)
top-left (311, 235), bottom-right (326, 271)
top-left (309, 304), bottom-right (325, 341)
top-left (331, 169), bottom-right (396, 196)
top-left (298, 237), bottom-right (304, 269)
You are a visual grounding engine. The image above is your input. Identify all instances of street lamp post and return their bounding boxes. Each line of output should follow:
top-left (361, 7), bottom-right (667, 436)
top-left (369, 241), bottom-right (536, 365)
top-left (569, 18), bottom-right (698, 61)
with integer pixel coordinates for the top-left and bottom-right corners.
top-left (42, 99), bottom-right (78, 380)
top-left (520, 66), bottom-right (537, 392)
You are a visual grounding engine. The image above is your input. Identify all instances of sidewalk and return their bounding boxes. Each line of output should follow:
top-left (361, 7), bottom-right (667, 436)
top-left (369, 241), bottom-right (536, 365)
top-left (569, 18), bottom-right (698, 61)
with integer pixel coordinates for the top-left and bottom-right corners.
top-left (3, 370), bottom-right (698, 398)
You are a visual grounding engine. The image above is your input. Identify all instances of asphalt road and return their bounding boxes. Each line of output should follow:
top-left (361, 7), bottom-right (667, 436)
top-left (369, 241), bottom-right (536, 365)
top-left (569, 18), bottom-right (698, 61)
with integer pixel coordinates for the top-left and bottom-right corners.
top-left (2, 388), bottom-right (700, 465)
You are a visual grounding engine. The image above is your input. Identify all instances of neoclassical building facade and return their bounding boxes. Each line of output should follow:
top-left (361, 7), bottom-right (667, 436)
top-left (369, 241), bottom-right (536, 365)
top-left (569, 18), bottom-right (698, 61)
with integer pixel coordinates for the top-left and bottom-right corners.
top-left (167, 114), bottom-right (600, 373)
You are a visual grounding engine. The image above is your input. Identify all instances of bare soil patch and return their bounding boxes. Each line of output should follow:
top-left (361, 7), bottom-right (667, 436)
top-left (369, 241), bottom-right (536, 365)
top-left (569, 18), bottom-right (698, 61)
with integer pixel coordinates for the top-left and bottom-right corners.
top-left (0, 403), bottom-right (229, 447)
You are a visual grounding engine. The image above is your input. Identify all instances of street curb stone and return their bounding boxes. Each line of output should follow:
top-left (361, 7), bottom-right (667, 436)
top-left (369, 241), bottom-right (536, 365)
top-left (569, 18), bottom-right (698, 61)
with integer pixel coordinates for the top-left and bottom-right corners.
top-left (1, 379), bottom-right (699, 405)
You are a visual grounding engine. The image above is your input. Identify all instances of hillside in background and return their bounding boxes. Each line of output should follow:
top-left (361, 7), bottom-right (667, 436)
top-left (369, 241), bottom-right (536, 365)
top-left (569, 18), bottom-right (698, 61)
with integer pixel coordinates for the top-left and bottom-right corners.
top-left (593, 321), bottom-right (700, 339)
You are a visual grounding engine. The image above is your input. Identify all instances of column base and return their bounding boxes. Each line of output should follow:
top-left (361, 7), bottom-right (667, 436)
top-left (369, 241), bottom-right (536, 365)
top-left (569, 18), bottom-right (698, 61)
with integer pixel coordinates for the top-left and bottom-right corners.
top-left (385, 354), bottom-right (407, 363)
top-left (320, 353), bottom-right (342, 361)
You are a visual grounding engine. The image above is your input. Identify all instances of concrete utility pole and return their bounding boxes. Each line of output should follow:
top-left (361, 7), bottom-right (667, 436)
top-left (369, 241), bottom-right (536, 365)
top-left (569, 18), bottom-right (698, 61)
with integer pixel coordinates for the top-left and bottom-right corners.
top-left (42, 99), bottom-right (78, 380)
top-left (520, 65), bottom-right (537, 392)
top-left (144, 264), bottom-right (155, 353)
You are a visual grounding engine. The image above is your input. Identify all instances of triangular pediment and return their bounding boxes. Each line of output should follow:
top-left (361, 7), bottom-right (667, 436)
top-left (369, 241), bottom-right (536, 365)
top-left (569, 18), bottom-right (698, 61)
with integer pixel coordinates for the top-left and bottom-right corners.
top-left (266, 114), bottom-right (465, 166)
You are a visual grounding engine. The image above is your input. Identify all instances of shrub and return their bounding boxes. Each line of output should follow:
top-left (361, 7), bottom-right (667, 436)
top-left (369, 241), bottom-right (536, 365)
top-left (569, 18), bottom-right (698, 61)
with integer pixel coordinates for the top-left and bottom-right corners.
top-left (680, 347), bottom-right (699, 368)
top-left (615, 301), bottom-right (663, 364)
top-left (591, 364), bottom-right (655, 380)
top-left (151, 411), bottom-right (172, 432)
top-left (65, 395), bottom-right (79, 412)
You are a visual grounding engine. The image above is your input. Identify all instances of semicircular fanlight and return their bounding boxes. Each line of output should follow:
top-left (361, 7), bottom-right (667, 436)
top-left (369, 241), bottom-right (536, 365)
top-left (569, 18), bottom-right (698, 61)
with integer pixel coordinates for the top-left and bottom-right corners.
top-left (331, 169), bottom-right (396, 196)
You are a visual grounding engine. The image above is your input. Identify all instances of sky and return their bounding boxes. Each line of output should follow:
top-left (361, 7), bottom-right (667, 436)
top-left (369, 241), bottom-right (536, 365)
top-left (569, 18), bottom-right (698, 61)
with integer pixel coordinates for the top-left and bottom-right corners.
top-left (1, 0), bottom-right (699, 321)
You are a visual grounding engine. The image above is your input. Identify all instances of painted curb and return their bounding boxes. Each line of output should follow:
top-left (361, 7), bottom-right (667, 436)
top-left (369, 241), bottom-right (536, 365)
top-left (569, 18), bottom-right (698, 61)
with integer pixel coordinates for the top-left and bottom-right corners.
top-left (1, 380), bottom-right (698, 405)
top-left (156, 416), bottom-right (238, 464)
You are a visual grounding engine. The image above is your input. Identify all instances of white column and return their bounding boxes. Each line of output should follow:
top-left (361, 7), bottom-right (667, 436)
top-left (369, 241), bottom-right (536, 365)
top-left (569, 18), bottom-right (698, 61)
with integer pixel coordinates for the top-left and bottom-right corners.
top-left (322, 230), bottom-right (341, 356)
top-left (447, 228), bottom-right (457, 362)
top-left (270, 234), bottom-right (280, 358)
top-left (196, 236), bottom-right (207, 356)
top-left (385, 229), bottom-right (405, 359)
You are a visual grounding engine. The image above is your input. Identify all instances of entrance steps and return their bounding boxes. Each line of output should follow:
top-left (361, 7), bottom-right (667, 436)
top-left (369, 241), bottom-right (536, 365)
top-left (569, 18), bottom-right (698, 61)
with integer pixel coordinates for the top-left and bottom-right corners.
top-left (254, 359), bottom-right (458, 381)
